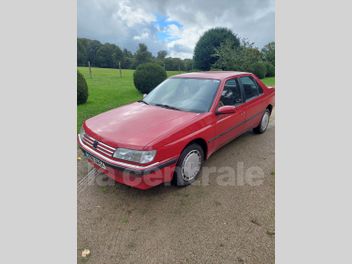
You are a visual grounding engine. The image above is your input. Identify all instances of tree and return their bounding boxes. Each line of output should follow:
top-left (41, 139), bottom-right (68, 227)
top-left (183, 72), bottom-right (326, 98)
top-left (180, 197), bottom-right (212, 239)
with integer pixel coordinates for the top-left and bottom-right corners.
top-left (242, 46), bottom-right (262, 70)
top-left (135, 43), bottom-right (152, 67)
top-left (262, 42), bottom-right (275, 66)
top-left (212, 40), bottom-right (239, 71)
top-left (77, 39), bottom-right (88, 66)
top-left (112, 46), bottom-right (123, 67)
top-left (155, 50), bottom-right (167, 68)
top-left (193, 27), bottom-right (240, 70)
top-left (183, 59), bottom-right (193, 71)
top-left (96, 43), bottom-right (123, 68)
top-left (77, 38), bottom-right (103, 66)
top-left (121, 48), bottom-right (135, 69)
top-left (164, 57), bottom-right (183, 71)
top-left (157, 50), bottom-right (167, 60)
top-left (213, 39), bottom-right (263, 72)
top-left (86, 39), bottom-right (102, 66)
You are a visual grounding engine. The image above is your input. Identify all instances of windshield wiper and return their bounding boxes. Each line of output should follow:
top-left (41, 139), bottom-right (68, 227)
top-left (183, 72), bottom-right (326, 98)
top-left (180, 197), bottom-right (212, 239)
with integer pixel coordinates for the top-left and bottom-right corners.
top-left (138, 100), bottom-right (149, 105)
top-left (153, 103), bottom-right (181, 111)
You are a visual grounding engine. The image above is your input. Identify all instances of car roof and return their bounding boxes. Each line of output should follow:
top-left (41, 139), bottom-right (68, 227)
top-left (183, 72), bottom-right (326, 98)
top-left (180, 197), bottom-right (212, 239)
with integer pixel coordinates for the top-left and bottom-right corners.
top-left (172, 71), bottom-right (251, 80)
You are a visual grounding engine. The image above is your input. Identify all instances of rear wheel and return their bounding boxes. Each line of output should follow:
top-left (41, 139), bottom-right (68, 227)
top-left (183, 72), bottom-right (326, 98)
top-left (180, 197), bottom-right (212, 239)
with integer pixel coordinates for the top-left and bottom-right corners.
top-left (253, 109), bottom-right (270, 134)
top-left (173, 143), bottom-right (204, 187)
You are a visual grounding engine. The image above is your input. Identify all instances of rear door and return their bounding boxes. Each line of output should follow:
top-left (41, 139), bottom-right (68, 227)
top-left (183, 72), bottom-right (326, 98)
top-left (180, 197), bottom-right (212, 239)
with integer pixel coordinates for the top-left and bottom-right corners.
top-left (212, 78), bottom-right (247, 149)
top-left (238, 75), bottom-right (268, 129)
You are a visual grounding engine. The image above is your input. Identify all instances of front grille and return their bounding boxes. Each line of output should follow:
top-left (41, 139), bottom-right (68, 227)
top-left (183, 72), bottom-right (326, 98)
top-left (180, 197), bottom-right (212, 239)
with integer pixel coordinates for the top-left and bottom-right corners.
top-left (82, 134), bottom-right (116, 157)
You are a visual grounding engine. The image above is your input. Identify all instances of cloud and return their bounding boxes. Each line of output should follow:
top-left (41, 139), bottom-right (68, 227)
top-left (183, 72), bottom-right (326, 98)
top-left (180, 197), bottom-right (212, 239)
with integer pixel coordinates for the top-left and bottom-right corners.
top-left (78, 0), bottom-right (275, 59)
top-left (133, 32), bottom-right (150, 41)
top-left (113, 0), bottom-right (154, 27)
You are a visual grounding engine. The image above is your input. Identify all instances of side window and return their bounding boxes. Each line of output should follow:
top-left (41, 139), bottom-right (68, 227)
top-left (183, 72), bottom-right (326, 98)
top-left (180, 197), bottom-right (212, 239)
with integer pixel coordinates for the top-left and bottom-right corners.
top-left (239, 76), bottom-right (262, 101)
top-left (219, 79), bottom-right (243, 106)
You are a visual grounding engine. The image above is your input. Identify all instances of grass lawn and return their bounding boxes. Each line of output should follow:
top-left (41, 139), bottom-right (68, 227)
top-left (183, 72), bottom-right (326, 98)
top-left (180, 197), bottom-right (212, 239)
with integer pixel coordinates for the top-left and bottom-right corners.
top-left (261, 77), bottom-right (275, 87)
top-left (77, 67), bottom-right (275, 130)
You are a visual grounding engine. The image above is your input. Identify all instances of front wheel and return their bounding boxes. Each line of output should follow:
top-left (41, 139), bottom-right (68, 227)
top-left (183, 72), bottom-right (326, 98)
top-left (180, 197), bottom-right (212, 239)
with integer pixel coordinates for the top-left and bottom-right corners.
top-left (173, 143), bottom-right (204, 187)
top-left (253, 109), bottom-right (270, 134)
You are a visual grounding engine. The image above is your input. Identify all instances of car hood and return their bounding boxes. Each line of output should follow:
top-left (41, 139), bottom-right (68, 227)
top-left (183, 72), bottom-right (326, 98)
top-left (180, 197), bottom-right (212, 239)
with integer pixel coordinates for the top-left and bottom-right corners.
top-left (84, 102), bottom-right (200, 149)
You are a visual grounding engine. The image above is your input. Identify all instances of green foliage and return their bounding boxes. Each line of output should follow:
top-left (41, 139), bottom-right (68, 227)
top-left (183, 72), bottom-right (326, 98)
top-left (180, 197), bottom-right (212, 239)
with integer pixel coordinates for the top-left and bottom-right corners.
top-left (164, 57), bottom-right (182, 71)
top-left (264, 62), bottom-right (275, 77)
top-left (213, 39), bottom-right (261, 71)
top-left (157, 50), bottom-right (167, 60)
top-left (96, 43), bottom-right (123, 68)
top-left (78, 35), bottom-right (273, 78)
top-left (77, 40), bottom-right (87, 66)
top-left (133, 63), bottom-right (167, 94)
top-left (213, 39), bottom-right (275, 78)
top-left (121, 48), bottom-right (135, 69)
top-left (135, 43), bottom-right (153, 67)
top-left (77, 38), bottom-right (124, 68)
top-left (77, 70), bottom-right (88, 104)
top-left (155, 50), bottom-right (167, 69)
top-left (183, 59), bottom-right (193, 71)
top-left (193, 27), bottom-right (240, 70)
top-left (248, 62), bottom-right (267, 79)
top-left (242, 47), bottom-right (263, 70)
top-left (77, 38), bottom-right (193, 71)
top-left (86, 40), bottom-right (102, 66)
top-left (262, 42), bottom-right (275, 66)
top-left (211, 40), bottom-right (238, 70)
top-left (161, 57), bottom-right (193, 71)
top-left (77, 38), bottom-right (102, 66)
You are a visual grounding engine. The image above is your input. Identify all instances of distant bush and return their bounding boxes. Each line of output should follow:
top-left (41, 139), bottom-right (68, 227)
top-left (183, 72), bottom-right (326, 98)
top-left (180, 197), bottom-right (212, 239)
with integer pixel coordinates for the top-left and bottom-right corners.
top-left (77, 70), bottom-right (88, 104)
top-left (249, 62), bottom-right (267, 79)
top-left (133, 63), bottom-right (167, 94)
top-left (264, 62), bottom-right (275, 77)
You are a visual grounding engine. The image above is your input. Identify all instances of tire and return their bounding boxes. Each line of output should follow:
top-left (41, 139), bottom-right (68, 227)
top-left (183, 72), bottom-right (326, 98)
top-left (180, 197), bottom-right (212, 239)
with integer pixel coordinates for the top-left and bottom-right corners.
top-left (253, 109), bottom-right (271, 134)
top-left (173, 143), bottom-right (204, 187)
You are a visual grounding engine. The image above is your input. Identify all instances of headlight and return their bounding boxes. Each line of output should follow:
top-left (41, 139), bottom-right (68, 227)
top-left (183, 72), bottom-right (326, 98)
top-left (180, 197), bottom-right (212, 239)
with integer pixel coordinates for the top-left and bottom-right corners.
top-left (79, 126), bottom-right (86, 139)
top-left (113, 148), bottom-right (157, 164)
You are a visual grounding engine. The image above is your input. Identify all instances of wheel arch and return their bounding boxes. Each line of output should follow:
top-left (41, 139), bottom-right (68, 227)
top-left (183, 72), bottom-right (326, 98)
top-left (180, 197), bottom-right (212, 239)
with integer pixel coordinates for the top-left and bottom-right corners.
top-left (267, 104), bottom-right (273, 114)
top-left (183, 138), bottom-right (208, 160)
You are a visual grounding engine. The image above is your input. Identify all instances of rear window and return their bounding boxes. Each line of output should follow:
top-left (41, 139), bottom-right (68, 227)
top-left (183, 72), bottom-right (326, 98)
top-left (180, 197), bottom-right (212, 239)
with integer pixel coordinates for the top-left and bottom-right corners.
top-left (239, 76), bottom-right (262, 100)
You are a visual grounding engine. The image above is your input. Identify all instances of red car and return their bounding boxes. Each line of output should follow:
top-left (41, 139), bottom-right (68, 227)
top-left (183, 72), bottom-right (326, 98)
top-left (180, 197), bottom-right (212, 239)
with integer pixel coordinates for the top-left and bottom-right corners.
top-left (78, 71), bottom-right (275, 190)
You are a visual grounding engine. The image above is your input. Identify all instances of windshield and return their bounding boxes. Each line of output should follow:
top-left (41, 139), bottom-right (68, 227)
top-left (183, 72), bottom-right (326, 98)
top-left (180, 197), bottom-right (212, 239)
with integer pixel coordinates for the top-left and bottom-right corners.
top-left (143, 78), bottom-right (220, 113)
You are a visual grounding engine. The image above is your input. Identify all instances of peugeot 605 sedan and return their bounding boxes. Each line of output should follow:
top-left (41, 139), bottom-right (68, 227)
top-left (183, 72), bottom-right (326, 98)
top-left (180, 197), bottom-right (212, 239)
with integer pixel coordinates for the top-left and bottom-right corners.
top-left (78, 71), bottom-right (275, 189)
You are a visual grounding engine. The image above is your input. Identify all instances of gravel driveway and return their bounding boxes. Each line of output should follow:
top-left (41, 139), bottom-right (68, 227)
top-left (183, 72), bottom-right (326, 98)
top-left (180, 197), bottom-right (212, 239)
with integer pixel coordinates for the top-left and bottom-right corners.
top-left (77, 112), bottom-right (275, 264)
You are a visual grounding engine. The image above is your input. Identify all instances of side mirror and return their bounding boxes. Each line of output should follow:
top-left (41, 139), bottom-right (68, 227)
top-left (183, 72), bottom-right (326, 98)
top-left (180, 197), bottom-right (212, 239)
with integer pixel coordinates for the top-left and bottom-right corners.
top-left (143, 94), bottom-right (147, 98)
top-left (216, 105), bottom-right (236, 115)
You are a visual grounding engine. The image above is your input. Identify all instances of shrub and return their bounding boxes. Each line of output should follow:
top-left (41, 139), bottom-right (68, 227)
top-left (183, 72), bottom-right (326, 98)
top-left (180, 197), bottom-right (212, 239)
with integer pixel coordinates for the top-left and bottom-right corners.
top-left (264, 62), bottom-right (275, 77)
top-left (248, 62), bottom-right (267, 79)
top-left (77, 70), bottom-right (88, 104)
top-left (133, 63), bottom-right (167, 94)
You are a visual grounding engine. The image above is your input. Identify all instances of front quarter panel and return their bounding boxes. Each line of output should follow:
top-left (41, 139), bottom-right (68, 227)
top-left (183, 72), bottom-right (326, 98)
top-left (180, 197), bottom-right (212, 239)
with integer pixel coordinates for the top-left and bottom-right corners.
top-left (151, 113), bottom-right (216, 162)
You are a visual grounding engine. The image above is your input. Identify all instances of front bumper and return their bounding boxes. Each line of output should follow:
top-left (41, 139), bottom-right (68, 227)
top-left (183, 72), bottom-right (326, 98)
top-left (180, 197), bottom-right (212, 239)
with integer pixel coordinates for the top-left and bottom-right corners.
top-left (78, 135), bottom-right (178, 189)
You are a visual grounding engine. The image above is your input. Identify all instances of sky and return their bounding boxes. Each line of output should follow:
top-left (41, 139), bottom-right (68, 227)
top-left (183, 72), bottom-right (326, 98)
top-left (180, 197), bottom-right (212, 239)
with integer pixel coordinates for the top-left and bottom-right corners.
top-left (77, 0), bottom-right (275, 59)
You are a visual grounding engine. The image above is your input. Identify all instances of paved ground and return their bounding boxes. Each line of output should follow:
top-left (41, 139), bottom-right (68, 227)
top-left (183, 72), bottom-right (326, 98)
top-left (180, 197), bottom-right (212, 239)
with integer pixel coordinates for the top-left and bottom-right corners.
top-left (77, 112), bottom-right (275, 264)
